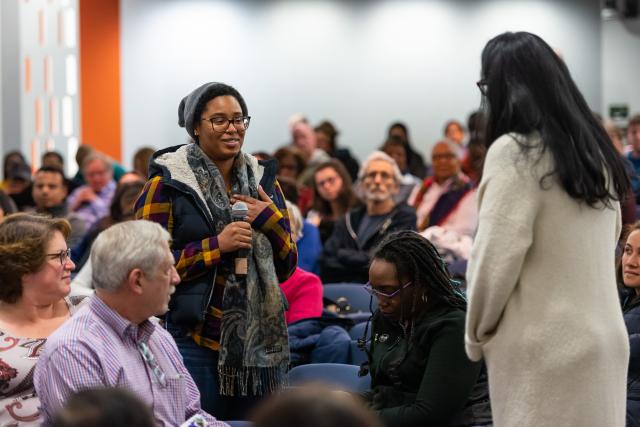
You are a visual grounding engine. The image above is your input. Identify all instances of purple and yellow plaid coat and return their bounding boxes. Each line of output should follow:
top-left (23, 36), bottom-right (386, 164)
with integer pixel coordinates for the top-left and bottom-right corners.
top-left (135, 144), bottom-right (297, 351)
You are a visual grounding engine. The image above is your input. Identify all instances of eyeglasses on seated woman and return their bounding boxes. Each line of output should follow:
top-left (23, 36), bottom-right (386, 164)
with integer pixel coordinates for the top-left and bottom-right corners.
top-left (0, 213), bottom-right (87, 426)
top-left (359, 230), bottom-right (491, 427)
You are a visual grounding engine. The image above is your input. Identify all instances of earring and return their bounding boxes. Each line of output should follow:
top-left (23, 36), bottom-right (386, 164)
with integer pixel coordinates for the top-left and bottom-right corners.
top-left (421, 293), bottom-right (428, 303)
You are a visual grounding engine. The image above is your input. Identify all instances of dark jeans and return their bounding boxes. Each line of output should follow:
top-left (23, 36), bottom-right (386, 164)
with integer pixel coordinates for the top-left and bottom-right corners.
top-left (165, 320), bottom-right (261, 421)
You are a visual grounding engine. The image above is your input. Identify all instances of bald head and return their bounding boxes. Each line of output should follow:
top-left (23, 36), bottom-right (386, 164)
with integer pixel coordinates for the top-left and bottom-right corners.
top-left (431, 140), bottom-right (461, 183)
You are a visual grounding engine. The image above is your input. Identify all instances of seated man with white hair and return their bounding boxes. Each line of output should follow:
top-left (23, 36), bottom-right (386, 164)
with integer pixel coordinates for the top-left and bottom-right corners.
top-left (34, 220), bottom-right (228, 427)
top-left (320, 151), bottom-right (416, 284)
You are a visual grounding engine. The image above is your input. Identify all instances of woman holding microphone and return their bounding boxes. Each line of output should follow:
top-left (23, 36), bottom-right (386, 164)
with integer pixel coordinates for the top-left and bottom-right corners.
top-left (135, 82), bottom-right (297, 420)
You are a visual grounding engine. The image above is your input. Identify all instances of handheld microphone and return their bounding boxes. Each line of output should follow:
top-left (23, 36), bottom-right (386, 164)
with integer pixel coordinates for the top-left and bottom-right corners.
top-left (231, 201), bottom-right (249, 276)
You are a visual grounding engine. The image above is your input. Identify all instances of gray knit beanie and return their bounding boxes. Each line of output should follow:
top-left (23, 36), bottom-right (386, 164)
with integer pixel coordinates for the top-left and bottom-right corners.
top-left (178, 82), bottom-right (248, 140)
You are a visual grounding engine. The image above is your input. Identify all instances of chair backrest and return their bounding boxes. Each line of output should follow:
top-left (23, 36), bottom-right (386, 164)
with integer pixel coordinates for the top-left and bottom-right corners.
top-left (348, 321), bottom-right (372, 340)
top-left (288, 363), bottom-right (371, 392)
top-left (323, 283), bottom-right (378, 314)
top-left (349, 340), bottom-right (369, 366)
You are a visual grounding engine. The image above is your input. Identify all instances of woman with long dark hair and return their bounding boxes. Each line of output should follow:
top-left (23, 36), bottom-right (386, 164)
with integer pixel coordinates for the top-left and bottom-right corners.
top-left (306, 160), bottom-right (358, 244)
top-left (363, 230), bottom-right (490, 427)
top-left (619, 221), bottom-right (640, 426)
top-left (465, 32), bottom-right (630, 426)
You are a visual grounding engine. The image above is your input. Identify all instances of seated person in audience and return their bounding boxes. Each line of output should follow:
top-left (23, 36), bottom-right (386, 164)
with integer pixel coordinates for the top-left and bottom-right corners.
top-left (603, 119), bottom-right (638, 225)
top-left (6, 163), bottom-right (35, 211)
top-left (118, 171), bottom-right (146, 185)
top-left (387, 122), bottom-right (428, 179)
top-left (627, 114), bottom-right (640, 176)
top-left (0, 189), bottom-right (17, 220)
top-left (461, 111), bottom-right (487, 184)
top-left (1, 151), bottom-right (27, 192)
top-left (42, 151), bottom-right (81, 193)
top-left (34, 220), bottom-right (227, 427)
top-left (42, 151), bottom-right (64, 170)
top-left (307, 160), bottom-right (359, 244)
top-left (70, 145), bottom-right (93, 188)
top-left (444, 119), bottom-right (466, 147)
top-left (619, 221), bottom-right (640, 426)
top-left (251, 385), bottom-right (383, 427)
top-left (280, 201), bottom-right (323, 324)
top-left (320, 152), bottom-right (416, 284)
top-left (410, 140), bottom-right (477, 237)
top-left (362, 230), bottom-right (491, 427)
top-left (381, 136), bottom-right (421, 204)
top-left (70, 145), bottom-right (127, 188)
top-left (50, 388), bottom-right (155, 427)
top-left (278, 178), bottom-right (322, 274)
top-left (67, 152), bottom-right (117, 230)
top-left (72, 180), bottom-right (145, 271)
top-left (32, 166), bottom-right (87, 247)
top-left (315, 120), bottom-right (360, 182)
top-left (290, 119), bottom-right (330, 186)
top-left (0, 213), bottom-right (84, 427)
top-left (274, 146), bottom-right (312, 213)
top-left (132, 146), bottom-right (155, 179)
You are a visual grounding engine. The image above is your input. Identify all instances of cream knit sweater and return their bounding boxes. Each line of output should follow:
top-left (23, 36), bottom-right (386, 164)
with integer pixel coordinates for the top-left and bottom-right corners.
top-left (465, 133), bottom-right (628, 427)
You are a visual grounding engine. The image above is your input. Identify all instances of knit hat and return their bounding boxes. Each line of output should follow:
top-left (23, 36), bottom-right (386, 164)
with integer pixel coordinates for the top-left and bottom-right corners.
top-left (178, 82), bottom-right (248, 140)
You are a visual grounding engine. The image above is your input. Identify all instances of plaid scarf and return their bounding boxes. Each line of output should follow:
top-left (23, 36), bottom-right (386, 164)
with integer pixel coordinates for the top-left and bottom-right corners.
top-left (186, 143), bottom-right (289, 396)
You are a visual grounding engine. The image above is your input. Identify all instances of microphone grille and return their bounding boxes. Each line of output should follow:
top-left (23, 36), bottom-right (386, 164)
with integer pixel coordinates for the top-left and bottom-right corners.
top-left (231, 201), bottom-right (249, 218)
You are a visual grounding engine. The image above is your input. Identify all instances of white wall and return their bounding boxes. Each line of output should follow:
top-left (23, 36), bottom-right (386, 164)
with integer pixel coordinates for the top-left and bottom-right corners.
top-left (1, 0), bottom-right (21, 165)
top-left (120, 0), bottom-right (601, 167)
top-left (602, 14), bottom-right (640, 122)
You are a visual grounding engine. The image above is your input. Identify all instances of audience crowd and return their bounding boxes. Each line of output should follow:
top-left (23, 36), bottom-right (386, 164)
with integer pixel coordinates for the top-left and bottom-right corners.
top-left (0, 30), bottom-right (639, 427)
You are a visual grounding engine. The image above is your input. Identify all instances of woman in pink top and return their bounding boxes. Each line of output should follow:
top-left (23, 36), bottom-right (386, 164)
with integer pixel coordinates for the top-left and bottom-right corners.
top-left (281, 202), bottom-right (323, 324)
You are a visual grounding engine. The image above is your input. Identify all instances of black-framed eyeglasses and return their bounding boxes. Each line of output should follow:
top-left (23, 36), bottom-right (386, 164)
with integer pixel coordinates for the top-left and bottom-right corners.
top-left (476, 80), bottom-right (488, 96)
top-left (363, 281), bottom-right (413, 299)
top-left (46, 248), bottom-right (71, 266)
top-left (201, 116), bottom-right (251, 133)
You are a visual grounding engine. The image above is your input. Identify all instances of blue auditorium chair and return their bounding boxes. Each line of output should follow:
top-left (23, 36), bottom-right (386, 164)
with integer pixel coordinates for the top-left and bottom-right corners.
top-left (349, 340), bottom-right (369, 366)
top-left (323, 283), bottom-right (378, 318)
top-left (348, 321), bottom-right (372, 341)
top-left (288, 363), bottom-right (371, 392)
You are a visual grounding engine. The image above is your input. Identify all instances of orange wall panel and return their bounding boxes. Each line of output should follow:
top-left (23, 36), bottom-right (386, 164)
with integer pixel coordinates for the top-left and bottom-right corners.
top-left (79, 0), bottom-right (121, 161)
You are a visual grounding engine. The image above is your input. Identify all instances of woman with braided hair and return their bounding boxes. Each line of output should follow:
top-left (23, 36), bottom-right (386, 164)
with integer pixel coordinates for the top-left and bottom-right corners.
top-left (361, 230), bottom-right (491, 427)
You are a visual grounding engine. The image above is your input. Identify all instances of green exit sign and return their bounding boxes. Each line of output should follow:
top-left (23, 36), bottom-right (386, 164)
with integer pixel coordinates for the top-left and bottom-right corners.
top-left (609, 104), bottom-right (629, 120)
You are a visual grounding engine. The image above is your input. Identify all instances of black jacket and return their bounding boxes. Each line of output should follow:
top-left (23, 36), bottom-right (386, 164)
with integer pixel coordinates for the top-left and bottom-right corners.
top-left (320, 203), bottom-right (416, 284)
top-left (622, 287), bottom-right (640, 427)
top-left (364, 304), bottom-right (491, 427)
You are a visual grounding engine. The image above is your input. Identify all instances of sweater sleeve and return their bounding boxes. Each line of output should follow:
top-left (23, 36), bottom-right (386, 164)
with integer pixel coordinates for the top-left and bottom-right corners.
top-left (134, 176), bottom-right (223, 281)
top-left (464, 134), bottom-right (542, 361)
top-left (378, 316), bottom-right (482, 427)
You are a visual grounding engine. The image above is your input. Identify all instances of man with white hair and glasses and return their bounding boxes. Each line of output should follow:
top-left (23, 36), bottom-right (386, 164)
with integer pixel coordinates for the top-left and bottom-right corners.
top-left (320, 151), bottom-right (416, 284)
top-left (34, 220), bottom-right (228, 427)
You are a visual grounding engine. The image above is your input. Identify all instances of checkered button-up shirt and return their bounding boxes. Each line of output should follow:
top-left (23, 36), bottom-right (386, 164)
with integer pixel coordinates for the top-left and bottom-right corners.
top-left (34, 295), bottom-right (228, 427)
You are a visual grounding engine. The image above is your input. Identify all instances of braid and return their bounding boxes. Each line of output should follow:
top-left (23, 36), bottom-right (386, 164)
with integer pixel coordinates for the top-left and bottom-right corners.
top-left (372, 230), bottom-right (467, 311)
